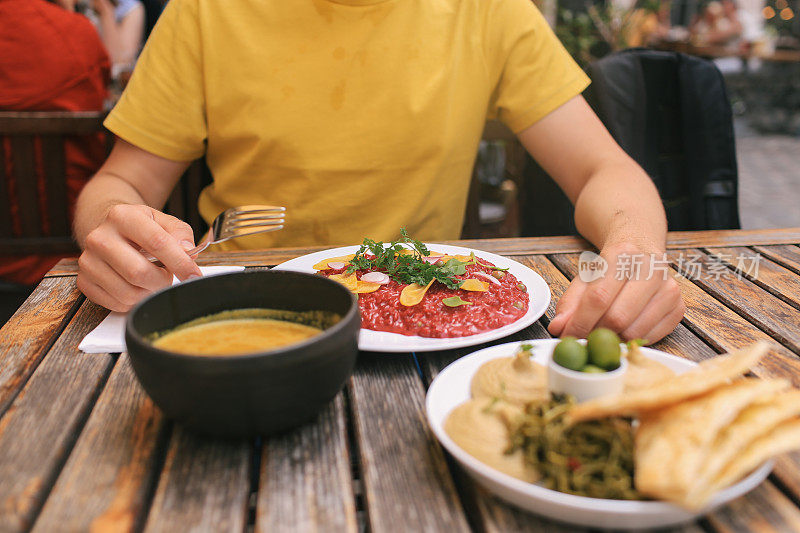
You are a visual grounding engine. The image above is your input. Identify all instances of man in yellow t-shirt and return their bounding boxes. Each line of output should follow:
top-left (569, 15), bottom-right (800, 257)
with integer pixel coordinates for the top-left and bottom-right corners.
top-left (74, 0), bottom-right (685, 343)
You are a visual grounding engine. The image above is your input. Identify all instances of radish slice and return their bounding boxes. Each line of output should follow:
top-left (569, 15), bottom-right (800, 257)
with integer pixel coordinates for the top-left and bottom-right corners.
top-left (327, 261), bottom-right (346, 270)
top-left (422, 255), bottom-right (444, 264)
top-left (361, 271), bottom-right (390, 284)
top-left (473, 271), bottom-right (501, 285)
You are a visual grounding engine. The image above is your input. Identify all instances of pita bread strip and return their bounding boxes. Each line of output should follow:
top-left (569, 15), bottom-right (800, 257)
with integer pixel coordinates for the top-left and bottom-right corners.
top-left (689, 418), bottom-right (800, 510)
top-left (567, 341), bottom-right (771, 424)
top-left (686, 389), bottom-right (800, 504)
top-left (634, 378), bottom-right (789, 502)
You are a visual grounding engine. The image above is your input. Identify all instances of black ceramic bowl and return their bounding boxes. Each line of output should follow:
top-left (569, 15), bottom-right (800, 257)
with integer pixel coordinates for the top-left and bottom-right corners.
top-left (125, 270), bottom-right (360, 437)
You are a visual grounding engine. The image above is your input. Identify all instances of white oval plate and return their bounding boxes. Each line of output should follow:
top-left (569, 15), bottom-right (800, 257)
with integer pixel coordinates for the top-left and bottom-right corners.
top-left (273, 244), bottom-right (551, 353)
top-left (426, 339), bottom-right (773, 530)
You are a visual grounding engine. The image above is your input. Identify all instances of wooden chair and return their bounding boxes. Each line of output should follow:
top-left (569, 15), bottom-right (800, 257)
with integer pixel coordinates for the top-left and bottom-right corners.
top-left (0, 111), bottom-right (107, 255)
top-left (164, 158), bottom-right (211, 241)
top-left (0, 110), bottom-right (211, 255)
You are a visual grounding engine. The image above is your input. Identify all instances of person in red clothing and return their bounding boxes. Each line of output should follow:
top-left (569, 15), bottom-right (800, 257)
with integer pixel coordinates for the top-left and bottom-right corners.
top-left (0, 0), bottom-right (110, 322)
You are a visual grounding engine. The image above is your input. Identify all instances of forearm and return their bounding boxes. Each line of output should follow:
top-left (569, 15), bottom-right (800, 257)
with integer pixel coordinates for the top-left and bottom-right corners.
top-left (518, 96), bottom-right (682, 341)
top-left (96, 9), bottom-right (124, 64)
top-left (573, 160), bottom-right (667, 254)
top-left (74, 137), bottom-right (190, 247)
top-left (74, 171), bottom-right (149, 247)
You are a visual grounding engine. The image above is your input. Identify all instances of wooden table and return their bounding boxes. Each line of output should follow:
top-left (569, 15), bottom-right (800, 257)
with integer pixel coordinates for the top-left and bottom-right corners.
top-left (2, 228), bottom-right (800, 532)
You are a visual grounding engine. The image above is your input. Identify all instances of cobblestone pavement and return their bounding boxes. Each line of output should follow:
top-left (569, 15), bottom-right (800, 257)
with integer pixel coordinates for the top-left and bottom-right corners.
top-left (737, 135), bottom-right (800, 230)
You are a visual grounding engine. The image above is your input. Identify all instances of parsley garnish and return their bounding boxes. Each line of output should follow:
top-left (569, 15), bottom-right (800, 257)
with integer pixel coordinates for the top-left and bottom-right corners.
top-left (345, 228), bottom-right (465, 289)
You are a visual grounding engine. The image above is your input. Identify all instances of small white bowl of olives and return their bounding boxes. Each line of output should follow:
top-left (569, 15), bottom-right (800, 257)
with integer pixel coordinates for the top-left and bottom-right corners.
top-left (547, 328), bottom-right (628, 403)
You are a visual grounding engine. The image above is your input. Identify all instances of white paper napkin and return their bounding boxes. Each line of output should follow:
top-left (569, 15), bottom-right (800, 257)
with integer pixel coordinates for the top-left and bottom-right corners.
top-left (79, 265), bottom-right (245, 353)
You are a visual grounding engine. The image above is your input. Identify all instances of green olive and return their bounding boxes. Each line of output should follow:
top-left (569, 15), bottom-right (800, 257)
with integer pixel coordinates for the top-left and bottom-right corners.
top-left (492, 270), bottom-right (505, 279)
top-left (586, 328), bottom-right (622, 370)
top-left (517, 283), bottom-right (527, 292)
top-left (582, 364), bottom-right (606, 374)
top-left (512, 301), bottom-right (524, 310)
top-left (553, 337), bottom-right (588, 371)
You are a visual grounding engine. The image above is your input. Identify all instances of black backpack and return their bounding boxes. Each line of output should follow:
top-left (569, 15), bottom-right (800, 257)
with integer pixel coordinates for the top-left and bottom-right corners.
top-left (520, 48), bottom-right (740, 236)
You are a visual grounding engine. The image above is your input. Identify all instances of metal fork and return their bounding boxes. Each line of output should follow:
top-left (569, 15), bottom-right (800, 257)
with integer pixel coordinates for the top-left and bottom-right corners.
top-left (145, 205), bottom-right (285, 265)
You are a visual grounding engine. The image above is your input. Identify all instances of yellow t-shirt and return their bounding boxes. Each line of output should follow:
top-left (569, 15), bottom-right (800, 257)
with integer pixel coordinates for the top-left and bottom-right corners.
top-left (105, 0), bottom-right (589, 250)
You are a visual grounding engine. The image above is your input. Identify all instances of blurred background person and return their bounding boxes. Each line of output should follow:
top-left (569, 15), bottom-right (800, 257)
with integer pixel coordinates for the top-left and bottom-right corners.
top-left (691, 0), bottom-right (744, 46)
top-left (0, 0), bottom-right (110, 323)
top-left (92, 0), bottom-right (146, 69)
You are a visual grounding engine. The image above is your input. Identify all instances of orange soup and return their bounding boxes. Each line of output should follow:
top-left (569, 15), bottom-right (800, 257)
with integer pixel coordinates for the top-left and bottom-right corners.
top-left (153, 311), bottom-right (325, 356)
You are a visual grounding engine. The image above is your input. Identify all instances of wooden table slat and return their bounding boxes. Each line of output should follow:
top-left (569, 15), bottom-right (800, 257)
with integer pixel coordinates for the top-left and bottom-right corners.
top-left (706, 481), bottom-right (800, 533)
top-left (774, 451), bottom-right (800, 512)
top-left (521, 255), bottom-right (569, 324)
top-left (0, 278), bottom-right (83, 417)
top-left (0, 302), bottom-right (115, 531)
top-left (142, 430), bottom-right (251, 533)
top-left (347, 354), bottom-right (471, 532)
top-left (256, 393), bottom-right (357, 533)
top-left (667, 249), bottom-right (800, 354)
top-left (32, 352), bottom-right (165, 533)
top-left (753, 244), bottom-right (800, 276)
top-left (704, 246), bottom-right (800, 311)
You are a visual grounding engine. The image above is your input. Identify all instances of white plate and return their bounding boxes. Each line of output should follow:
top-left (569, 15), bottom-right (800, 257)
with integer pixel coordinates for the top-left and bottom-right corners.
top-left (426, 340), bottom-right (773, 530)
top-left (273, 244), bottom-right (551, 352)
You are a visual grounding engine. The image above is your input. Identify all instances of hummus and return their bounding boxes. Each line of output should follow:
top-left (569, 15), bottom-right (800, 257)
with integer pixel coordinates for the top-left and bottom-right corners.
top-left (444, 397), bottom-right (538, 483)
top-left (471, 348), bottom-right (547, 406)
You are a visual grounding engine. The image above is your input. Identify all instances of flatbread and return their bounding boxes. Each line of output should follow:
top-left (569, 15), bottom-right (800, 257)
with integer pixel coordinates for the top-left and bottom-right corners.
top-left (689, 418), bottom-right (800, 509)
top-left (634, 378), bottom-right (789, 502)
top-left (683, 389), bottom-right (800, 506)
top-left (443, 398), bottom-right (538, 483)
top-left (567, 341), bottom-right (771, 424)
top-left (624, 344), bottom-right (675, 392)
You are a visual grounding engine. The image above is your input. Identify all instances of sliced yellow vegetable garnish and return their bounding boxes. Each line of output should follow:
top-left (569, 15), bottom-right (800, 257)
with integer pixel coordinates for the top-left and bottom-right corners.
top-left (312, 254), bottom-right (355, 271)
top-left (400, 279), bottom-right (435, 306)
top-left (354, 281), bottom-right (382, 294)
top-left (453, 254), bottom-right (473, 263)
top-left (396, 249), bottom-right (417, 256)
top-left (460, 279), bottom-right (489, 292)
top-left (328, 272), bottom-right (358, 292)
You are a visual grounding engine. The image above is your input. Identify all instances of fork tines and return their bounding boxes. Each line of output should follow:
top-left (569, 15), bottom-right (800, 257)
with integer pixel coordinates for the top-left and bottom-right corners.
top-left (230, 213), bottom-right (285, 222)
top-left (222, 205), bottom-right (285, 238)
top-left (227, 219), bottom-right (285, 230)
top-left (231, 205), bottom-right (285, 215)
